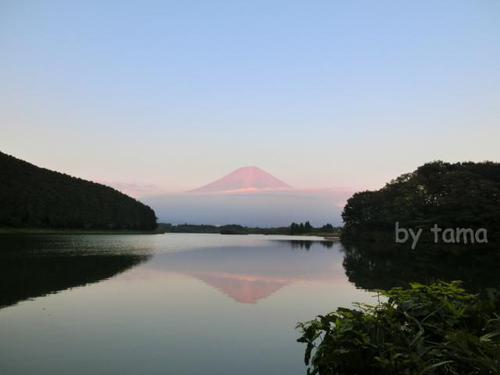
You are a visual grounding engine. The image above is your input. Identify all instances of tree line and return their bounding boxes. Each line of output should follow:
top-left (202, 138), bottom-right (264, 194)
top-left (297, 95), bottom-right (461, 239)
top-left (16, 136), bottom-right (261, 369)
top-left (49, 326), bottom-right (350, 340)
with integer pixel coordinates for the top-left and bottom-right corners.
top-left (289, 221), bottom-right (339, 235)
top-left (0, 151), bottom-right (157, 230)
top-left (159, 222), bottom-right (340, 235)
top-left (342, 161), bottom-right (500, 242)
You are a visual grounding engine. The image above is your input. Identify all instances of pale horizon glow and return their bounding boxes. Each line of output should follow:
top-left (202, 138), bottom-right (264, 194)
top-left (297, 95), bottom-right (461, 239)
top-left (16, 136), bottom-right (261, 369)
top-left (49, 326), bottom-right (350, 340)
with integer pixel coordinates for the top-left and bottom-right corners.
top-left (1, 0), bottom-right (500, 194)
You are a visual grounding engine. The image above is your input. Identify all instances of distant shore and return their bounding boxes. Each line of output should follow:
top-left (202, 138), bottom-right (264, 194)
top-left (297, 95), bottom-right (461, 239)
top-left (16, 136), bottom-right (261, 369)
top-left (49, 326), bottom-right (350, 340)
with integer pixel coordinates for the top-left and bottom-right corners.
top-left (0, 225), bottom-right (341, 237)
top-left (158, 222), bottom-right (342, 236)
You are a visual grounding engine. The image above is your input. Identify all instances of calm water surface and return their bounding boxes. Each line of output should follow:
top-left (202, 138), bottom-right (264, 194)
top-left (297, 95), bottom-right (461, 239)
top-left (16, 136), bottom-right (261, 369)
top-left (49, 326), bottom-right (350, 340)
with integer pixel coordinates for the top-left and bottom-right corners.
top-left (1, 233), bottom-right (497, 375)
top-left (0, 234), bottom-right (373, 375)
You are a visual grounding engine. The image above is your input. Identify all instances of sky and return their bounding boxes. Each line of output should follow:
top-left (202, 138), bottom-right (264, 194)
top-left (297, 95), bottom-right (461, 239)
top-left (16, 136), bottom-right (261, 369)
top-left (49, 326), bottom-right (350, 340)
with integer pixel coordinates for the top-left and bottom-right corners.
top-left (1, 0), bottom-right (500, 193)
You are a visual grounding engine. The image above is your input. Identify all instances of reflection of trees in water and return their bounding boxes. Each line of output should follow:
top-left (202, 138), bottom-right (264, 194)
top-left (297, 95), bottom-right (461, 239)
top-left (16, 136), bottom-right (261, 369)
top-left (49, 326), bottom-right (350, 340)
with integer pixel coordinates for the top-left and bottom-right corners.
top-left (0, 236), bottom-right (151, 309)
top-left (279, 240), bottom-right (334, 250)
top-left (341, 242), bottom-right (500, 292)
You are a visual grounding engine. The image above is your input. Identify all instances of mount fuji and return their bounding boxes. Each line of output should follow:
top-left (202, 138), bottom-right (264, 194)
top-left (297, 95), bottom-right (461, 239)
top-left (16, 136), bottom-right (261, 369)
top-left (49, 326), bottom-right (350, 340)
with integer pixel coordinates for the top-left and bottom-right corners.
top-left (190, 166), bottom-right (291, 193)
top-left (142, 166), bottom-right (353, 226)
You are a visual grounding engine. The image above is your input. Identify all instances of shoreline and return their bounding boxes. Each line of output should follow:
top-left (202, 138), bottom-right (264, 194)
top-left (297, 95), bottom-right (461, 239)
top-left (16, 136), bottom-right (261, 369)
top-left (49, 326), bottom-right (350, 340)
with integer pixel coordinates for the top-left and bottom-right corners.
top-left (0, 227), bottom-right (166, 235)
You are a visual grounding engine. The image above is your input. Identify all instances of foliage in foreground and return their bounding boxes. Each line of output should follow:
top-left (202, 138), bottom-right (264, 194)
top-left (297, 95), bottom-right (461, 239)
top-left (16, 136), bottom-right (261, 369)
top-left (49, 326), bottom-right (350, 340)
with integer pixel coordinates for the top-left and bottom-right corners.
top-left (297, 282), bottom-right (500, 375)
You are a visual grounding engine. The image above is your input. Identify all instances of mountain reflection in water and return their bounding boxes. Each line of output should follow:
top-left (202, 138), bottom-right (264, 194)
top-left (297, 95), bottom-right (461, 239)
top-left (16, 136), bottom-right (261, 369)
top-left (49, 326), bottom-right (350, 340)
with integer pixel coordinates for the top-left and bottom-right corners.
top-left (1, 234), bottom-right (500, 375)
top-left (145, 239), bottom-right (500, 303)
top-left (146, 239), bottom-right (342, 304)
top-left (2, 235), bottom-right (499, 310)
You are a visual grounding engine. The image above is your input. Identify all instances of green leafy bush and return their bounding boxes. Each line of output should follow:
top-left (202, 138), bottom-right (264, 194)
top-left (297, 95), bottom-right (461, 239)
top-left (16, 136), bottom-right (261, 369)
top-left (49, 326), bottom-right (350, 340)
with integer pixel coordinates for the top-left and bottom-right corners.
top-left (297, 282), bottom-right (500, 374)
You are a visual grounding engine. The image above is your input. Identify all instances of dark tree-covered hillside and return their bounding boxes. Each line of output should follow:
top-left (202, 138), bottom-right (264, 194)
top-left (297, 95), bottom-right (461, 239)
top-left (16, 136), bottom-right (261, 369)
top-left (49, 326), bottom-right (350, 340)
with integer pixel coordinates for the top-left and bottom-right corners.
top-left (342, 161), bottom-right (500, 242)
top-left (0, 151), bottom-right (157, 230)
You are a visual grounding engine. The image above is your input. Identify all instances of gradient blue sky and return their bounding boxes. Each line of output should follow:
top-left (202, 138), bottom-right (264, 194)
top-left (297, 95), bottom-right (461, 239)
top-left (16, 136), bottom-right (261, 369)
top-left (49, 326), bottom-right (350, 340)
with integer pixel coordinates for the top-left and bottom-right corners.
top-left (2, 0), bottom-right (499, 192)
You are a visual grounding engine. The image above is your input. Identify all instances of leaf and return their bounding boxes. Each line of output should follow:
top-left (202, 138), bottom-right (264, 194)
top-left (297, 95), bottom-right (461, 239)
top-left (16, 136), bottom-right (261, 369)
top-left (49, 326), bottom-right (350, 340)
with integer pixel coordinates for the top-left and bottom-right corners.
top-left (422, 360), bottom-right (454, 373)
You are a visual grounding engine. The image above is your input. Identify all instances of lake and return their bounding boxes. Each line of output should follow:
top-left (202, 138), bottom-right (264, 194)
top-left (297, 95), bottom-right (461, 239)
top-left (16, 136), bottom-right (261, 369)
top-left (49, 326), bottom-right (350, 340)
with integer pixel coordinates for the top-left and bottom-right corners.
top-left (1, 233), bottom-right (498, 375)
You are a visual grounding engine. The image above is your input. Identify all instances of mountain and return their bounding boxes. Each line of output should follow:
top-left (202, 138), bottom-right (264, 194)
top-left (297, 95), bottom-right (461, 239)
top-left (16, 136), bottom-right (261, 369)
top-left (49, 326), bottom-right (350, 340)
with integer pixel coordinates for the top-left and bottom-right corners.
top-left (145, 166), bottom-right (351, 226)
top-left (0, 151), bottom-right (157, 230)
top-left (190, 166), bottom-right (291, 193)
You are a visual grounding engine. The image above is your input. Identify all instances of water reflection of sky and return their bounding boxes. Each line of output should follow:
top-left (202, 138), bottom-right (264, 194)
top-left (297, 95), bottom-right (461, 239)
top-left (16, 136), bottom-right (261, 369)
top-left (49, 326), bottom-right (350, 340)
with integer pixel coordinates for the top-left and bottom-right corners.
top-left (138, 239), bottom-right (346, 304)
top-left (0, 234), bottom-right (376, 375)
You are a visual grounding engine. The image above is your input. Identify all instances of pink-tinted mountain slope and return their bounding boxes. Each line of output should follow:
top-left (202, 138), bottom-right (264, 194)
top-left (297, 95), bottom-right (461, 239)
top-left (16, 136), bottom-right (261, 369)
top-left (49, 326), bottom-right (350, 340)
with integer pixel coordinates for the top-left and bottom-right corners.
top-left (190, 166), bottom-right (291, 193)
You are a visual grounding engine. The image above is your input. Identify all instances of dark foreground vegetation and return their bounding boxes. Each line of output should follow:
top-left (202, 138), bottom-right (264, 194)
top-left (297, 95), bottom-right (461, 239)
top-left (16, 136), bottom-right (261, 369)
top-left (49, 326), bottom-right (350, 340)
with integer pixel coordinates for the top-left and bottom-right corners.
top-left (0, 151), bottom-right (157, 230)
top-left (298, 161), bottom-right (500, 373)
top-left (342, 161), bottom-right (500, 242)
top-left (158, 222), bottom-right (341, 236)
top-left (298, 281), bottom-right (500, 375)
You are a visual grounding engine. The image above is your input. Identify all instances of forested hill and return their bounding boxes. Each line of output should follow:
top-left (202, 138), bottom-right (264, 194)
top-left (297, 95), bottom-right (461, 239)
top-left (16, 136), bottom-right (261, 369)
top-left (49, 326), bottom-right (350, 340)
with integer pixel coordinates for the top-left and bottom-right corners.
top-left (342, 161), bottom-right (500, 242)
top-left (0, 151), bottom-right (157, 230)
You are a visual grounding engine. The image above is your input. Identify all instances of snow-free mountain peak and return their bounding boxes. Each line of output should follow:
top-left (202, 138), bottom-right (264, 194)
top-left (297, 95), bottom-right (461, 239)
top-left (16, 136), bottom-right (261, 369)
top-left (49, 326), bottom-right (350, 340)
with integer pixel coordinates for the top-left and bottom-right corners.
top-left (190, 166), bottom-right (291, 193)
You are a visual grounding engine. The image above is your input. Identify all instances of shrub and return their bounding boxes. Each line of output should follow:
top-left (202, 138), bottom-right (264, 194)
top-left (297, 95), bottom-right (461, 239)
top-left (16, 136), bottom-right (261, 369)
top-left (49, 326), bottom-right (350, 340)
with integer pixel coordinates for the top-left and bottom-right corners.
top-left (297, 281), bottom-right (500, 374)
